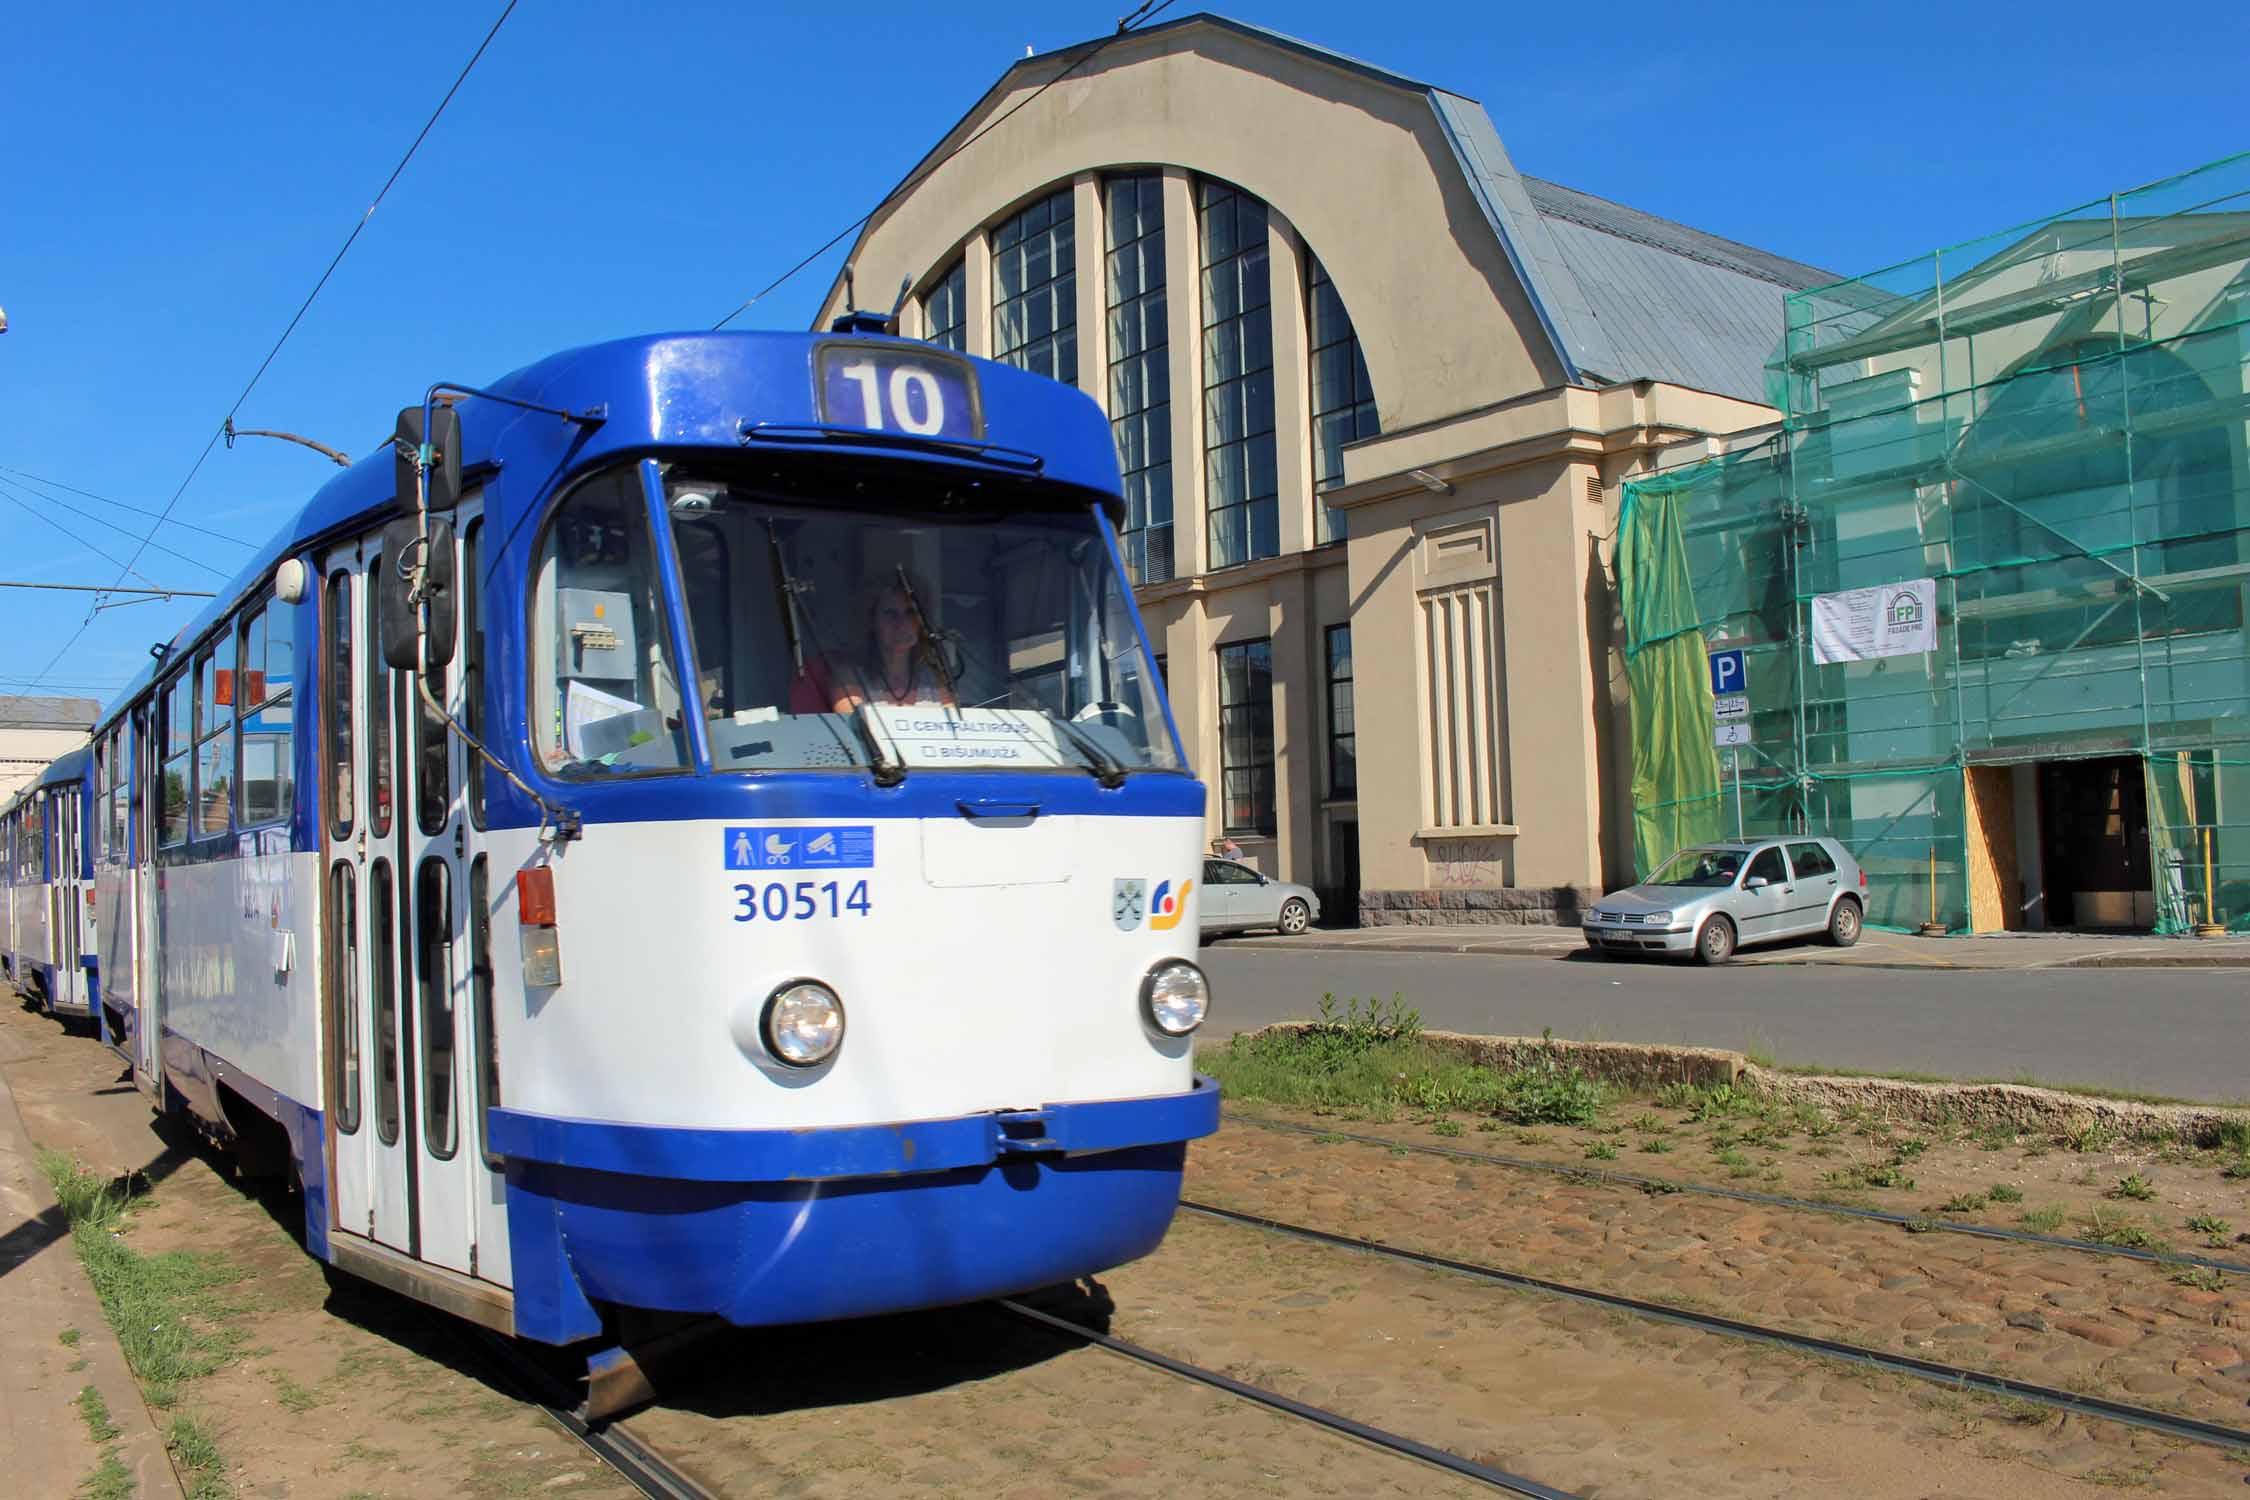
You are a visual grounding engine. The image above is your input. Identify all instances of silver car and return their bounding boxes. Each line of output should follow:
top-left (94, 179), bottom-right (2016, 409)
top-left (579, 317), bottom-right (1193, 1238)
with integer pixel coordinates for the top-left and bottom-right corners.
top-left (1200, 857), bottom-right (1321, 936)
top-left (1582, 836), bottom-right (1866, 964)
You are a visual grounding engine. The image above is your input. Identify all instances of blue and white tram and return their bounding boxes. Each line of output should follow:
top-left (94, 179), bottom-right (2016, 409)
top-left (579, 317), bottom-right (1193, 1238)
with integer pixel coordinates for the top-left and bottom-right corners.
top-left (3, 747), bottom-right (100, 1026)
top-left (90, 325), bottom-right (1218, 1391)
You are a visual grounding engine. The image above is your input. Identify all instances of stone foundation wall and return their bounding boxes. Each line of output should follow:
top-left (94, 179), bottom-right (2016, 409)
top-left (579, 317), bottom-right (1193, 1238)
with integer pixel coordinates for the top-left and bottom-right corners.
top-left (1358, 886), bottom-right (1598, 927)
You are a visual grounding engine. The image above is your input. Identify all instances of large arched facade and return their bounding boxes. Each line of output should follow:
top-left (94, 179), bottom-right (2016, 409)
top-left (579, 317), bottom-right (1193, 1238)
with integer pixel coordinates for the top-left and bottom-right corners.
top-left (818, 15), bottom-right (1824, 919)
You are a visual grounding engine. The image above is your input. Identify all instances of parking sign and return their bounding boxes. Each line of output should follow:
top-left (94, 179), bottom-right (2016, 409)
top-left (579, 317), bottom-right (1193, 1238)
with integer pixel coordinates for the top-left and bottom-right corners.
top-left (1708, 649), bottom-right (1746, 698)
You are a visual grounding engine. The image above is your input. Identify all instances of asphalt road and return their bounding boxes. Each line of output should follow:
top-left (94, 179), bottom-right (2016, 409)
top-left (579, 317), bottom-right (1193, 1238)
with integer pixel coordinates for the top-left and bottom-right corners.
top-left (1196, 941), bottom-right (2250, 1103)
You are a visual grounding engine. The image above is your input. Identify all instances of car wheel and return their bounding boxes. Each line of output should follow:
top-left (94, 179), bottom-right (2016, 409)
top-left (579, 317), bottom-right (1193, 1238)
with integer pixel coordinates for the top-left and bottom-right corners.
top-left (1277, 898), bottom-right (1310, 935)
top-left (1695, 914), bottom-right (1736, 965)
top-left (1826, 897), bottom-right (1862, 948)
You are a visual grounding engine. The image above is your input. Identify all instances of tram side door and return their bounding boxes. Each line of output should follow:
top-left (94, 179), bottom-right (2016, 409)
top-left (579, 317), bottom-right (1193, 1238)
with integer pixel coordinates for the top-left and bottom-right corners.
top-left (322, 540), bottom-right (417, 1256)
top-left (132, 708), bottom-right (162, 1088)
top-left (400, 501), bottom-right (487, 1280)
top-left (53, 791), bottom-right (79, 1005)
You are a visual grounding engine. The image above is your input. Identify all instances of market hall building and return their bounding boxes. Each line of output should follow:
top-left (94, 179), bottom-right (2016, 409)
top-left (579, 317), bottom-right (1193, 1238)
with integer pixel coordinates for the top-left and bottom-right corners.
top-left (815, 13), bottom-right (1830, 922)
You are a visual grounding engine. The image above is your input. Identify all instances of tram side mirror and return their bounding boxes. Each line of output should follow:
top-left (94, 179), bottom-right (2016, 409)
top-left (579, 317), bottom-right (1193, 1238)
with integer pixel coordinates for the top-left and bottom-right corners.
top-left (378, 518), bottom-right (457, 672)
top-left (394, 404), bottom-right (462, 513)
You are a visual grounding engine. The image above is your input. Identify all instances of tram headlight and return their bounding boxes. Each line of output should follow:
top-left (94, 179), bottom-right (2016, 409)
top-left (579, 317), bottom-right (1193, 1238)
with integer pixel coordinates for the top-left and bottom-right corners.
top-left (760, 981), bottom-right (845, 1067)
top-left (1141, 960), bottom-right (1210, 1037)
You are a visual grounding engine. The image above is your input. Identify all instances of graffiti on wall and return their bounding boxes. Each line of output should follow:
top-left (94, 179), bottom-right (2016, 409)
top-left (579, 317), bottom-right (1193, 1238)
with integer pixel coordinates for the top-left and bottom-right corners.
top-left (1426, 836), bottom-right (1508, 887)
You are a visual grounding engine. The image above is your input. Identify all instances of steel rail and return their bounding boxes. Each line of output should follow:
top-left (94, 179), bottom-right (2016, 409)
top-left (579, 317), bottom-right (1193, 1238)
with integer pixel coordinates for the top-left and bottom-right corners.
top-left (1236, 1114), bottom-right (2250, 1278)
top-left (996, 1298), bottom-right (1582, 1499)
top-left (1181, 1199), bottom-right (2250, 1454)
top-left (463, 1330), bottom-right (713, 1500)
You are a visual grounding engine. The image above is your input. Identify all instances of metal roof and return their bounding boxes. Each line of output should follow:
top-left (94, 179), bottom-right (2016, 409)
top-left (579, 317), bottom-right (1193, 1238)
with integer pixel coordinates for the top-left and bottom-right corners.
top-left (0, 695), bottom-right (99, 730)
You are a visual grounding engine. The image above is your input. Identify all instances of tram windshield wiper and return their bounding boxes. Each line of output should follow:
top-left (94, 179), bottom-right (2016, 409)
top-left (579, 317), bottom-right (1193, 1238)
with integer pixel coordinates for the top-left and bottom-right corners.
top-left (1048, 714), bottom-right (1128, 789)
top-left (849, 703), bottom-right (906, 787)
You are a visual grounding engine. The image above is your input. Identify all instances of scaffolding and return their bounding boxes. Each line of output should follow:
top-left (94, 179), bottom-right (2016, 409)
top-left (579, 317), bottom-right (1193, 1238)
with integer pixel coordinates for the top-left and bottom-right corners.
top-left (1619, 152), bottom-right (2250, 934)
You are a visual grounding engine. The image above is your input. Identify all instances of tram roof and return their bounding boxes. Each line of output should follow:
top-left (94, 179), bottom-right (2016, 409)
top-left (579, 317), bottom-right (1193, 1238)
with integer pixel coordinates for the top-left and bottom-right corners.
top-left (35, 745), bottom-right (91, 789)
top-left (93, 331), bottom-right (1120, 732)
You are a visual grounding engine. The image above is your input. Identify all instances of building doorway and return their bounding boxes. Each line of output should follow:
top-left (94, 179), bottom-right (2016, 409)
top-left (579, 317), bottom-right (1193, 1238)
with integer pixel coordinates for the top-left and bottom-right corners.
top-left (2037, 756), bottom-right (2151, 930)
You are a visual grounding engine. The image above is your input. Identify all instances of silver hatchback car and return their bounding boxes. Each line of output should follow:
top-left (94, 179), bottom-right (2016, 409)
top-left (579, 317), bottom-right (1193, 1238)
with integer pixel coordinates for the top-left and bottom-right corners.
top-left (1583, 836), bottom-right (1866, 964)
top-left (1199, 857), bottom-right (1322, 936)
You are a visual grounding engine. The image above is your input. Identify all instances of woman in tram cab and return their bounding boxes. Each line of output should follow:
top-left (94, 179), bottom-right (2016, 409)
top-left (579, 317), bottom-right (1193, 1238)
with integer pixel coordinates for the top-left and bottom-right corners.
top-left (789, 567), bottom-right (959, 715)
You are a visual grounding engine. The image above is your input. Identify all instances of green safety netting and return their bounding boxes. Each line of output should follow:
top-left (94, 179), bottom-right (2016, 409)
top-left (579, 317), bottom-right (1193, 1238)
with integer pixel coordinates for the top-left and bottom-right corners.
top-left (1619, 151), bottom-right (2250, 935)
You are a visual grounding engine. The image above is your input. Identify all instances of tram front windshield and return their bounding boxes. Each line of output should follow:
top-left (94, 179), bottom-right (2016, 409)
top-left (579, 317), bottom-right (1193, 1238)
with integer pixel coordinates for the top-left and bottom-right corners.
top-left (528, 460), bottom-right (1179, 778)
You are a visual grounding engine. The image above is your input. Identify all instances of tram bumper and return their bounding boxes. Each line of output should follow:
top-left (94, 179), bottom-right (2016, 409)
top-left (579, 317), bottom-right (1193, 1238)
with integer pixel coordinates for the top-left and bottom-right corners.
top-left (488, 1076), bottom-right (1221, 1345)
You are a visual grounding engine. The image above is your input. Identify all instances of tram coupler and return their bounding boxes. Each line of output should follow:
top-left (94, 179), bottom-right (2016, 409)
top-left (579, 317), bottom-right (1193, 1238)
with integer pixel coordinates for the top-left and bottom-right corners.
top-left (573, 1316), bottom-right (722, 1422)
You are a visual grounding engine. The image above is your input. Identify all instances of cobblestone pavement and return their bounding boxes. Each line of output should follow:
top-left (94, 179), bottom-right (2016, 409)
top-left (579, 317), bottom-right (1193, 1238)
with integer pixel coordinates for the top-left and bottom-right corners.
top-left (1184, 1119), bottom-right (2250, 1492)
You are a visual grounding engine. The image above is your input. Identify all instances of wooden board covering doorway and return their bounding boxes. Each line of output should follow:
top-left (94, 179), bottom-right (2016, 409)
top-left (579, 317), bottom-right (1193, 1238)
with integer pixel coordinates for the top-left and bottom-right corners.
top-left (1964, 765), bottom-right (2023, 933)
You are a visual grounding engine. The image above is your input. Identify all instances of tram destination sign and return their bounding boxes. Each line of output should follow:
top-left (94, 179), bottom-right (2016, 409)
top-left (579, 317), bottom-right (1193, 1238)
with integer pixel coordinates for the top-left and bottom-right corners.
top-left (817, 342), bottom-right (983, 441)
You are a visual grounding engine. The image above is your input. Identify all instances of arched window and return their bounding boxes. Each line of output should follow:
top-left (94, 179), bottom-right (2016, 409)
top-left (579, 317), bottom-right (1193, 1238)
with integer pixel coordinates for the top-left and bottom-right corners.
top-left (1307, 254), bottom-right (1378, 545)
top-left (1200, 180), bottom-right (1275, 568)
top-left (1105, 174), bottom-right (1172, 584)
top-left (992, 189), bottom-right (1076, 382)
top-left (922, 259), bottom-right (966, 352)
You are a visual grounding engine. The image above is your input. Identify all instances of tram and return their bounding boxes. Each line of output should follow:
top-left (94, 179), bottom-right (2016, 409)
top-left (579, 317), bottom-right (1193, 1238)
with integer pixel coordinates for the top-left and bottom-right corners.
top-left (2, 746), bottom-right (99, 1028)
top-left (78, 321), bottom-right (1217, 1400)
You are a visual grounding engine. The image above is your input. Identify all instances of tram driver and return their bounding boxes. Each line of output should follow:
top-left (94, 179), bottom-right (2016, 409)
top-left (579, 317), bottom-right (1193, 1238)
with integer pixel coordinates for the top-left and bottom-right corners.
top-left (789, 569), bottom-right (958, 715)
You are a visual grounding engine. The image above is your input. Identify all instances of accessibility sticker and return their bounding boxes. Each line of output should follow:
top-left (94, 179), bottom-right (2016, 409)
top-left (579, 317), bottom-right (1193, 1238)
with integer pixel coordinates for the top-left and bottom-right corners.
top-left (724, 825), bottom-right (875, 871)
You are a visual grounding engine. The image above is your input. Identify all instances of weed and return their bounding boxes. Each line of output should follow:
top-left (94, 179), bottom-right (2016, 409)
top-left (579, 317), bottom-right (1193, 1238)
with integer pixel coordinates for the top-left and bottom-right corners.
top-left (1827, 1162), bottom-right (1914, 1191)
top-left (1640, 1138), bottom-right (1673, 1155)
top-left (167, 1414), bottom-right (229, 1500)
top-left (1313, 1133), bottom-right (1348, 1145)
top-left (1712, 1148), bottom-right (1750, 1169)
top-left (1987, 1184), bottom-right (2024, 1204)
top-left (2080, 1207), bottom-right (2163, 1251)
top-left (1429, 1119), bottom-right (1463, 1138)
top-left (75, 1385), bottom-right (120, 1443)
top-left (2109, 1173), bottom-right (2158, 1202)
top-left (1904, 1218), bottom-right (1940, 1234)
top-left (1627, 1113), bottom-right (1663, 1133)
top-left (269, 1370), bottom-right (323, 1413)
top-left (1511, 1130), bottom-right (1547, 1145)
top-left (1891, 1138), bottom-right (1929, 1161)
top-left (37, 1152), bottom-right (246, 1410)
top-left (2220, 1155), bottom-right (2250, 1181)
top-left (1689, 1085), bottom-right (1754, 1123)
top-left (2169, 1266), bottom-right (2225, 1293)
top-left (1585, 1141), bottom-right (1619, 1161)
top-left (1937, 1192), bottom-right (1988, 1214)
top-left (2018, 1205), bottom-right (2067, 1233)
top-left (2187, 1214), bottom-right (2232, 1245)
top-left (1655, 1082), bottom-right (1699, 1111)
top-left (1974, 1125), bottom-right (2018, 1152)
top-left (1474, 1121), bottom-right (1503, 1134)
top-left (2208, 1119), bottom-right (2250, 1154)
top-left (77, 1451), bottom-right (133, 1500)
top-left (2063, 1121), bottom-right (2117, 1154)
top-left (59, 1326), bottom-right (81, 1347)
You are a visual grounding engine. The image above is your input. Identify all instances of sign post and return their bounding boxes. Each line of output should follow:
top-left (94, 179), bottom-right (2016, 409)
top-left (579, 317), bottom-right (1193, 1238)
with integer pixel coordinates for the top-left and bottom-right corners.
top-left (1708, 650), bottom-right (1750, 838)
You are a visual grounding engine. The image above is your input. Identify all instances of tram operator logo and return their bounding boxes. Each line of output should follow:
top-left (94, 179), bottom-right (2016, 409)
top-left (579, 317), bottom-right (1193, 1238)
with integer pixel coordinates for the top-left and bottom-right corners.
top-left (1149, 878), bottom-right (1194, 931)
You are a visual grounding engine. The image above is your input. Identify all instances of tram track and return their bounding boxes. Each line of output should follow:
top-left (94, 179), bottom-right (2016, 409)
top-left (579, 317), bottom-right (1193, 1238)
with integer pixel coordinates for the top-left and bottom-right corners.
top-left (461, 1328), bottom-right (716, 1500)
top-left (994, 1297), bottom-right (1583, 1498)
top-left (1180, 1197), bottom-right (2250, 1455)
top-left (1235, 1113), bottom-right (2250, 1278)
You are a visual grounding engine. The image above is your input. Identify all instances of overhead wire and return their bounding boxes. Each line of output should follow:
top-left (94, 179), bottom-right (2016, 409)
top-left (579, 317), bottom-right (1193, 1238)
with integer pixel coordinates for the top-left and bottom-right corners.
top-left (0, 487), bottom-right (164, 590)
top-left (710, 0), bottom-right (1181, 331)
top-left (23, 0), bottom-right (521, 690)
top-left (0, 465), bottom-right (256, 548)
top-left (0, 474), bottom-right (233, 579)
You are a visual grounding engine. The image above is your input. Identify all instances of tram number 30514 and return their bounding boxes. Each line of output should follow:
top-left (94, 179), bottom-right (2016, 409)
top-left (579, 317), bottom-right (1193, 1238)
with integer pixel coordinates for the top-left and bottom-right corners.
top-left (732, 879), bottom-right (874, 923)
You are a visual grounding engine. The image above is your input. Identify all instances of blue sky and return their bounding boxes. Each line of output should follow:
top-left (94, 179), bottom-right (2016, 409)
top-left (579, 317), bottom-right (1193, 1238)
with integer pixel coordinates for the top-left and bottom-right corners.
top-left (3, 0), bottom-right (2243, 703)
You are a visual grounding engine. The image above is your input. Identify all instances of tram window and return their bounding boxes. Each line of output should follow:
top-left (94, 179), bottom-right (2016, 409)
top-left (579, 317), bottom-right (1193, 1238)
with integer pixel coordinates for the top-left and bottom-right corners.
top-left (529, 467), bottom-right (688, 776)
top-left (366, 558), bottom-right (394, 837)
top-left (326, 573), bottom-right (353, 838)
top-left (417, 858), bottom-right (457, 1159)
top-left (370, 860), bottom-right (401, 1146)
top-left (131, 709), bottom-right (150, 860)
top-left (468, 856), bottom-right (501, 1167)
top-left (239, 597), bottom-right (296, 827)
top-left (159, 672), bottom-right (191, 847)
top-left (327, 864), bottom-right (361, 1135)
top-left (463, 521), bottom-right (486, 829)
top-left (415, 651), bottom-right (450, 834)
top-left (193, 640), bottom-right (233, 838)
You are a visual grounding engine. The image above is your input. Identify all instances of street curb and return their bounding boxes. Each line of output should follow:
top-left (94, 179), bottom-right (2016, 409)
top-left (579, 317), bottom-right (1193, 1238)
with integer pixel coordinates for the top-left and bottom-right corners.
top-left (1222, 936), bottom-right (2250, 972)
top-left (0, 1050), bottom-right (185, 1500)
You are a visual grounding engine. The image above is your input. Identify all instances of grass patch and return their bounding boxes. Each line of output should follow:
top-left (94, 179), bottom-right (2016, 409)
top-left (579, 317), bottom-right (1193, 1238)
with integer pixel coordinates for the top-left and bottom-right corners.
top-left (59, 1326), bottom-right (81, 1347)
top-left (2187, 1214), bottom-right (2231, 1245)
top-left (168, 1413), bottom-right (230, 1500)
top-left (2108, 1173), bottom-right (2157, 1201)
top-left (1936, 1192), bottom-right (1987, 1214)
top-left (77, 1450), bottom-right (133, 1500)
top-left (2169, 1265), bottom-right (2226, 1292)
top-left (75, 1385), bottom-right (120, 1443)
top-left (2018, 1205), bottom-right (2067, 1233)
top-left (1826, 1162), bottom-right (1914, 1192)
top-left (1203, 997), bottom-right (1608, 1126)
top-left (1987, 1184), bottom-right (2024, 1204)
top-left (1584, 1141), bottom-right (1619, 1161)
top-left (269, 1370), bottom-right (324, 1414)
top-left (1639, 1138), bottom-right (1672, 1155)
top-left (2079, 1207), bottom-right (2164, 1251)
top-left (1712, 1147), bottom-right (1750, 1169)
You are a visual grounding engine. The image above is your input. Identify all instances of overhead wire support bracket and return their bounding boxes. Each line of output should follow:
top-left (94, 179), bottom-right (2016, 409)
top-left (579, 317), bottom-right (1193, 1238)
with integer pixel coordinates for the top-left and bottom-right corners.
top-left (224, 418), bottom-right (351, 467)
